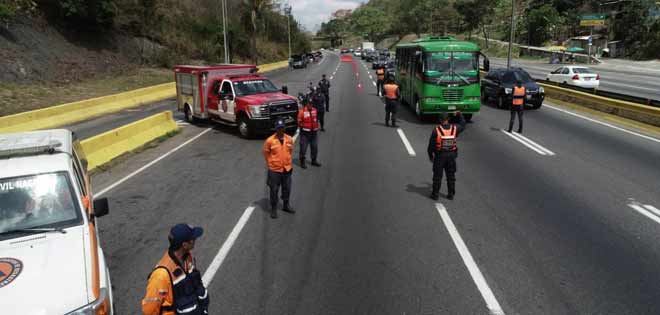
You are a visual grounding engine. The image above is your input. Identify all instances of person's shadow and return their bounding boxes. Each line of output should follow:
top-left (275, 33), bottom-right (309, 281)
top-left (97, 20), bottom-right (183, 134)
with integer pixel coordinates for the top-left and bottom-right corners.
top-left (405, 183), bottom-right (433, 198)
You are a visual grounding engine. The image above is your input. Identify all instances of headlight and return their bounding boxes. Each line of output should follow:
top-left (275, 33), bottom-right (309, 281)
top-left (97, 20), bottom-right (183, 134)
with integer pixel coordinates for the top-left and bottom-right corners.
top-left (504, 88), bottom-right (512, 94)
top-left (539, 86), bottom-right (544, 93)
top-left (66, 288), bottom-right (110, 315)
top-left (248, 105), bottom-right (269, 118)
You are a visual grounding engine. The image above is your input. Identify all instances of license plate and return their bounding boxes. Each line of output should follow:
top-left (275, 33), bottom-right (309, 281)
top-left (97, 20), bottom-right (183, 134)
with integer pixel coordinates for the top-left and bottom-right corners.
top-left (585, 78), bottom-right (592, 81)
top-left (448, 106), bottom-right (456, 110)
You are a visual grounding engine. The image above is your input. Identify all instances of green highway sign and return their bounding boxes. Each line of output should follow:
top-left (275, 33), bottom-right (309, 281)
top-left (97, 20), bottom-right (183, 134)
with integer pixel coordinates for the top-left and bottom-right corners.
top-left (581, 14), bottom-right (607, 20)
top-left (580, 14), bottom-right (607, 26)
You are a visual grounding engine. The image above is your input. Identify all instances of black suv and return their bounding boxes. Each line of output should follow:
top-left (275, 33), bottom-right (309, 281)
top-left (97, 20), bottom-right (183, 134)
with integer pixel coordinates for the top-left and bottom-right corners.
top-left (481, 68), bottom-right (544, 109)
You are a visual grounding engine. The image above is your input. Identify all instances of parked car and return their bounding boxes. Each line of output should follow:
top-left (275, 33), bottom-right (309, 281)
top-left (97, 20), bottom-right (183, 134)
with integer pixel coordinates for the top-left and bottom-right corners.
top-left (481, 67), bottom-right (545, 109)
top-left (290, 54), bottom-right (307, 69)
top-left (354, 50), bottom-right (362, 57)
top-left (340, 48), bottom-right (349, 54)
top-left (546, 66), bottom-right (600, 89)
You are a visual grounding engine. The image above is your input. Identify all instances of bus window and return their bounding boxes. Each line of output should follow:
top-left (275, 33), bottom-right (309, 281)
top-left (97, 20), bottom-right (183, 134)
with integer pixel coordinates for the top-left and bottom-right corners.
top-left (424, 52), bottom-right (451, 74)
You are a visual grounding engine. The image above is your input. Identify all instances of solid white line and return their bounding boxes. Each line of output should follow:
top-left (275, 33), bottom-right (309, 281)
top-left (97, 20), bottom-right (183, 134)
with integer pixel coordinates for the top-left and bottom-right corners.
top-left (96, 128), bottom-right (212, 197)
top-left (643, 204), bottom-right (660, 218)
top-left (628, 203), bottom-right (660, 225)
top-left (396, 128), bottom-right (416, 156)
top-left (202, 205), bottom-right (256, 287)
top-left (544, 104), bottom-right (660, 144)
top-left (435, 203), bottom-right (505, 315)
top-left (509, 132), bottom-right (555, 156)
top-left (500, 129), bottom-right (547, 155)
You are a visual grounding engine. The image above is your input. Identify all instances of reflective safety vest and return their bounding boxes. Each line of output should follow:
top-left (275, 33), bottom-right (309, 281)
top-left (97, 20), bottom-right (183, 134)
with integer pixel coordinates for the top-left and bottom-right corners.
top-left (142, 251), bottom-right (209, 315)
top-left (383, 84), bottom-right (399, 100)
top-left (298, 107), bottom-right (319, 132)
top-left (376, 68), bottom-right (385, 80)
top-left (263, 134), bottom-right (293, 172)
top-left (512, 86), bottom-right (526, 106)
top-left (436, 125), bottom-right (457, 151)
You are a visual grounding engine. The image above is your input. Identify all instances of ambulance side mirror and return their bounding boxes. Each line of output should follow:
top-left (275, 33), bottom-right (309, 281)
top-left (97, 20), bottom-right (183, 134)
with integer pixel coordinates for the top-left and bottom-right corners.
top-left (93, 198), bottom-right (110, 218)
top-left (282, 86), bottom-right (288, 95)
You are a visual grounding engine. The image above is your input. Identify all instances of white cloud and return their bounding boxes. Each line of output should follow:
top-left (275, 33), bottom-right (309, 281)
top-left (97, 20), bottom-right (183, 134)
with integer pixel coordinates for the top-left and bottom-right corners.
top-left (286, 0), bottom-right (367, 32)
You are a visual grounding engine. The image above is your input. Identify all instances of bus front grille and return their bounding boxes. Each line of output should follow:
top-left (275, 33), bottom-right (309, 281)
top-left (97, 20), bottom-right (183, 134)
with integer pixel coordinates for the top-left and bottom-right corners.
top-left (442, 89), bottom-right (463, 102)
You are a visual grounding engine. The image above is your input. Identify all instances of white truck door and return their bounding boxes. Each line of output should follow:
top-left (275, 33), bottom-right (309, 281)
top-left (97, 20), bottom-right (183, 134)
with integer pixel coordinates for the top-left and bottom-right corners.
top-left (218, 80), bottom-right (237, 122)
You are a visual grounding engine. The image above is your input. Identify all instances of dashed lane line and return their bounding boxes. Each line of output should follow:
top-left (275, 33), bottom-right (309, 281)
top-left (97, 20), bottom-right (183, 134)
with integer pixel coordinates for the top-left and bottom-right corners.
top-left (435, 203), bottom-right (505, 315)
top-left (500, 129), bottom-right (554, 156)
top-left (396, 128), bottom-right (416, 156)
top-left (97, 128), bottom-right (213, 197)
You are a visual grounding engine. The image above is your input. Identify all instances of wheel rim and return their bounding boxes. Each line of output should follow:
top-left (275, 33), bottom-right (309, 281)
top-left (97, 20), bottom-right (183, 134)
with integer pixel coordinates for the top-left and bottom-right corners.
top-left (415, 101), bottom-right (421, 116)
top-left (185, 107), bottom-right (192, 121)
top-left (239, 120), bottom-right (249, 136)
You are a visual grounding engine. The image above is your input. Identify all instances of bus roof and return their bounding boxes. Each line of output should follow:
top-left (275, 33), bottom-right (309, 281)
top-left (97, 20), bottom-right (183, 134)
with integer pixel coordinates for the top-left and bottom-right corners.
top-left (396, 36), bottom-right (480, 52)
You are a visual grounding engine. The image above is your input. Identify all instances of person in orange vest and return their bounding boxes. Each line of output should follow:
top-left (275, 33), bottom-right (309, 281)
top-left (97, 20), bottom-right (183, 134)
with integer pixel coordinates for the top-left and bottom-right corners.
top-left (427, 112), bottom-right (466, 200)
top-left (376, 67), bottom-right (386, 96)
top-left (263, 119), bottom-right (295, 218)
top-left (508, 80), bottom-right (526, 133)
top-left (382, 75), bottom-right (400, 127)
top-left (298, 97), bottom-right (322, 169)
top-left (142, 224), bottom-right (209, 315)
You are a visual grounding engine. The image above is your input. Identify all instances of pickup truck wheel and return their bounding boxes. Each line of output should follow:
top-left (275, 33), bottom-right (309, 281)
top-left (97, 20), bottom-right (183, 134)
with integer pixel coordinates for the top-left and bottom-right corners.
top-left (184, 105), bottom-right (196, 123)
top-left (238, 116), bottom-right (253, 138)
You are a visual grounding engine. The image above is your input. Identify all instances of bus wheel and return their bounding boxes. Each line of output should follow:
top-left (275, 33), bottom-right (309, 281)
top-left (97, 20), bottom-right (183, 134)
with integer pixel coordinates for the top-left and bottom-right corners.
top-left (415, 99), bottom-right (422, 119)
top-left (464, 114), bottom-right (473, 122)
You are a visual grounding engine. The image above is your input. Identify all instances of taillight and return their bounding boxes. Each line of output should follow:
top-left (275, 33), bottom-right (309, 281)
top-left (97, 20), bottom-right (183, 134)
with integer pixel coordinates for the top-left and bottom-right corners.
top-left (572, 75), bottom-right (580, 80)
top-left (596, 74), bottom-right (600, 80)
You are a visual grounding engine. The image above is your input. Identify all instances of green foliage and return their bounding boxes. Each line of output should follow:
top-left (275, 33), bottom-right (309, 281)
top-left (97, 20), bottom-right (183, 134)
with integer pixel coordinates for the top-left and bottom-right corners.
top-left (350, 6), bottom-right (391, 42)
top-left (0, 0), bottom-right (37, 21)
top-left (55, 0), bottom-right (115, 26)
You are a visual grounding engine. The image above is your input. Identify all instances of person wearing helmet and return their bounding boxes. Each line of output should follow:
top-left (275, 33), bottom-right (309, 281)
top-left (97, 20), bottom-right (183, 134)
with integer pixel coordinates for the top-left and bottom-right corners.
top-left (427, 112), bottom-right (466, 200)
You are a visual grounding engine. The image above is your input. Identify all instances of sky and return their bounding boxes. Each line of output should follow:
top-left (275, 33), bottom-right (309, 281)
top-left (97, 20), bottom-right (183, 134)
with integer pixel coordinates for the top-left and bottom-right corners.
top-left (287, 0), bottom-right (368, 33)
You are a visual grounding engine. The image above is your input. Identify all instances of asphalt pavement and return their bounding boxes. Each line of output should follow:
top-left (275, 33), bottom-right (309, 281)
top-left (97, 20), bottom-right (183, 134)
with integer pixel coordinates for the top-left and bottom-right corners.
top-left (489, 57), bottom-right (660, 101)
top-left (90, 52), bottom-right (660, 314)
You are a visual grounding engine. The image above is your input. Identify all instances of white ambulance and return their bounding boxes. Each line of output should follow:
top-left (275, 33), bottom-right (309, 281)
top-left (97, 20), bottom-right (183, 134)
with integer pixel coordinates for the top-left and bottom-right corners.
top-left (0, 130), bottom-right (114, 315)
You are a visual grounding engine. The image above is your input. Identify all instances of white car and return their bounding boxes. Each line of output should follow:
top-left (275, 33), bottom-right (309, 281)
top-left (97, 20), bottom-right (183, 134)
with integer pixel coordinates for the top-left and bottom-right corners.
top-left (354, 50), bottom-right (362, 57)
top-left (546, 65), bottom-right (600, 89)
top-left (0, 130), bottom-right (114, 315)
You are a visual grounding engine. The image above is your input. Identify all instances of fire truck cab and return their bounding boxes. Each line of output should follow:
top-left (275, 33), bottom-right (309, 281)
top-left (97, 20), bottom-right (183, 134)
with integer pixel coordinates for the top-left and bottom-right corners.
top-left (174, 64), bottom-right (299, 138)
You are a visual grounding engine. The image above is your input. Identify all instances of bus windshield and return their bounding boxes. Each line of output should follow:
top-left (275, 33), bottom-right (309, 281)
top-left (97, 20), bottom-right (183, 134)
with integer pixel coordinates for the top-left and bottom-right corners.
top-left (424, 52), bottom-right (478, 76)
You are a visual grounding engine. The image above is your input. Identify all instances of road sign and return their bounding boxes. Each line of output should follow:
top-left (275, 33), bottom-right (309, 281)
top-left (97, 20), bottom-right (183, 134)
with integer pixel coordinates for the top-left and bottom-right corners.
top-left (580, 14), bottom-right (607, 26)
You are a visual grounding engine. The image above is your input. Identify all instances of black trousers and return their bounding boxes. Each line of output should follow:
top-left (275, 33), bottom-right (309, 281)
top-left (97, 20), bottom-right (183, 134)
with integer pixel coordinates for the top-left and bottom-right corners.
top-left (317, 111), bottom-right (325, 129)
top-left (509, 106), bottom-right (523, 132)
top-left (299, 131), bottom-right (318, 161)
top-left (432, 151), bottom-right (457, 194)
top-left (267, 170), bottom-right (292, 209)
top-left (385, 99), bottom-right (398, 124)
top-left (324, 93), bottom-right (330, 111)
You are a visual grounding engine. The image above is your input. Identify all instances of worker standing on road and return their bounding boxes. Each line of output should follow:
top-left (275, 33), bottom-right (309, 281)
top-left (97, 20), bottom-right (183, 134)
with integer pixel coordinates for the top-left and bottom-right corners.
top-left (312, 86), bottom-right (327, 131)
top-left (298, 98), bottom-right (322, 169)
top-left (263, 119), bottom-right (295, 218)
top-left (428, 112), bottom-right (466, 201)
top-left (142, 224), bottom-right (209, 315)
top-left (382, 75), bottom-right (400, 127)
top-left (508, 80), bottom-right (525, 133)
top-left (376, 67), bottom-right (386, 96)
top-left (319, 74), bottom-right (331, 112)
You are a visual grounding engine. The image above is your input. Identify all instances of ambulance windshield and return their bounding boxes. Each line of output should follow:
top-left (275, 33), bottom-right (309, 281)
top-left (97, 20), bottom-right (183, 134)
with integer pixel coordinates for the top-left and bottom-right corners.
top-left (233, 79), bottom-right (280, 96)
top-left (0, 172), bottom-right (82, 239)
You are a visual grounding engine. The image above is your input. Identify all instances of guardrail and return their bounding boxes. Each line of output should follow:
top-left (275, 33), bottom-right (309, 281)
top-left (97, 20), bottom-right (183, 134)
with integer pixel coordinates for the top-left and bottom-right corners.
top-left (80, 111), bottom-right (178, 171)
top-left (0, 83), bottom-right (175, 134)
top-left (540, 81), bottom-right (660, 107)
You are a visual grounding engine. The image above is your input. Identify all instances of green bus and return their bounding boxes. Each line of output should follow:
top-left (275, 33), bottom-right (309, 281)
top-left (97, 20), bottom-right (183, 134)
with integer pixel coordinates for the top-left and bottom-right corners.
top-left (395, 37), bottom-right (490, 121)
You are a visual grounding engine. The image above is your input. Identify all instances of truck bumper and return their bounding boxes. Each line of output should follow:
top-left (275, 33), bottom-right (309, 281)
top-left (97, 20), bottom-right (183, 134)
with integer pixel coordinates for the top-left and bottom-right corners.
top-left (250, 114), bottom-right (298, 134)
top-left (421, 99), bottom-right (481, 114)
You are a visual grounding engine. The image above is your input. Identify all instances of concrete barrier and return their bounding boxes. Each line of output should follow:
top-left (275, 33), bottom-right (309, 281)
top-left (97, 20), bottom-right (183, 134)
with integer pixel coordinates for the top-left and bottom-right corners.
top-left (539, 83), bottom-right (660, 127)
top-left (0, 83), bottom-right (176, 134)
top-left (81, 111), bottom-right (178, 171)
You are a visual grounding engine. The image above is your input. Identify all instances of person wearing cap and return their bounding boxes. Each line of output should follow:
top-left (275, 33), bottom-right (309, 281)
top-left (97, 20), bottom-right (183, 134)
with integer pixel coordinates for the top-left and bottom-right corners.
top-left (298, 98), bottom-right (322, 169)
top-left (319, 74), bottom-right (331, 112)
top-left (508, 80), bottom-right (525, 133)
top-left (142, 224), bottom-right (209, 315)
top-left (263, 119), bottom-right (295, 218)
top-left (381, 75), bottom-right (400, 127)
top-left (427, 112), bottom-right (466, 201)
top-left (311, 86), bottom-right (327, 131)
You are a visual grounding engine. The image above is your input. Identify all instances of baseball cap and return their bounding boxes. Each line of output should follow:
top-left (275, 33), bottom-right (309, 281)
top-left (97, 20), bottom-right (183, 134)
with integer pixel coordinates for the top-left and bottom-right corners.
top-left (169, 224), bottom-right (203, 246)
top-left (275, 119), bottom-right (286, 129)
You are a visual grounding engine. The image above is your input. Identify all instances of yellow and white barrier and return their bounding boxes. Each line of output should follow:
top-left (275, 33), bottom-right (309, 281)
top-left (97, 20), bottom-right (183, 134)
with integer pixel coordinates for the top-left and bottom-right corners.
top-left (0, 83), bottom-right (176, 134)
top-left (81, 111), bottom-right (178, 171)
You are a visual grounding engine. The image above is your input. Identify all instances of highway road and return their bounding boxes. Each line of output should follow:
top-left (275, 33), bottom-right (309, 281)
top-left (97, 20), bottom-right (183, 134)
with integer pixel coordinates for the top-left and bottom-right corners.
top-left (86, 52), bottom-right (660, 314)
top-left (489, 57), bottom-right (660, 102)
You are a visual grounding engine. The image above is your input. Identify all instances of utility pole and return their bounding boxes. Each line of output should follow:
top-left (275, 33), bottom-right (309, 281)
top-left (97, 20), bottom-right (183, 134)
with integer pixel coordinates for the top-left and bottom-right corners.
top-left (222, 0), bottom-right (229, 63)
top-left (285, 4), bottom-right (292, 58)
top-left (507, 0), bottom-right (516, 69)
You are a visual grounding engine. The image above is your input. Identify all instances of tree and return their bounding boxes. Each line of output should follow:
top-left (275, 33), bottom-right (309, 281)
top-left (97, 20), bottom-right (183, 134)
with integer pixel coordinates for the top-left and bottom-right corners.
top-left (350, 5), bottom-right (391, 42)
top-left (242, 0), bottom-right (273, 64)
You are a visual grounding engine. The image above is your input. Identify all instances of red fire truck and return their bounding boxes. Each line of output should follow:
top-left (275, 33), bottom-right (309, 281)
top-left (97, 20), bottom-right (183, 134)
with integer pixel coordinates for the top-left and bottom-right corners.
top-left (174, 64), bottom-right (299, 138)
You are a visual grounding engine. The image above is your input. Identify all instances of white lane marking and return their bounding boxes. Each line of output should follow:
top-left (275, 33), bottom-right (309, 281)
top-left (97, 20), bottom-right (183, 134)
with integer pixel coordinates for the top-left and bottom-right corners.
top-left (329, 76), bottom-right (334, 80)
top-left (176, 122), bottom-right (190, 126)
top-left (372, 81), bottom-right (377, 87)
top-left (500, 129), bottom-right (548, 155)
top-left (396, 128), bottom-right (416, 156)
top-left (202, 205), bottom-right (256, 287)
top-left (544, 104), bottom-right (660, 144)
top-left (96, 128), bottom-right (212, 197)
top-left (293, 129), bottom-right (300, 142)
top-left (509, 132), bottom-right (555, 156)
top-left (628, 202), bottom-right (660, 225)
top-left (435, 203), bottom-right (505, 315)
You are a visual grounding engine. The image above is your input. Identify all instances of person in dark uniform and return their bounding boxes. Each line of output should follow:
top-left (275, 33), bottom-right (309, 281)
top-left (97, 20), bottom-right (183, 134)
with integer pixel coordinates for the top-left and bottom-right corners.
top-left (427, 112), bottom-right (466, 200)
top-left (312, 86), bottom-right (327, 131)
top-left (508, 80), bottom-right (525, 133)
top-left (319, 74), bottom-right (331, 112)
top-left (381, 75), bottom-right (400, 127)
